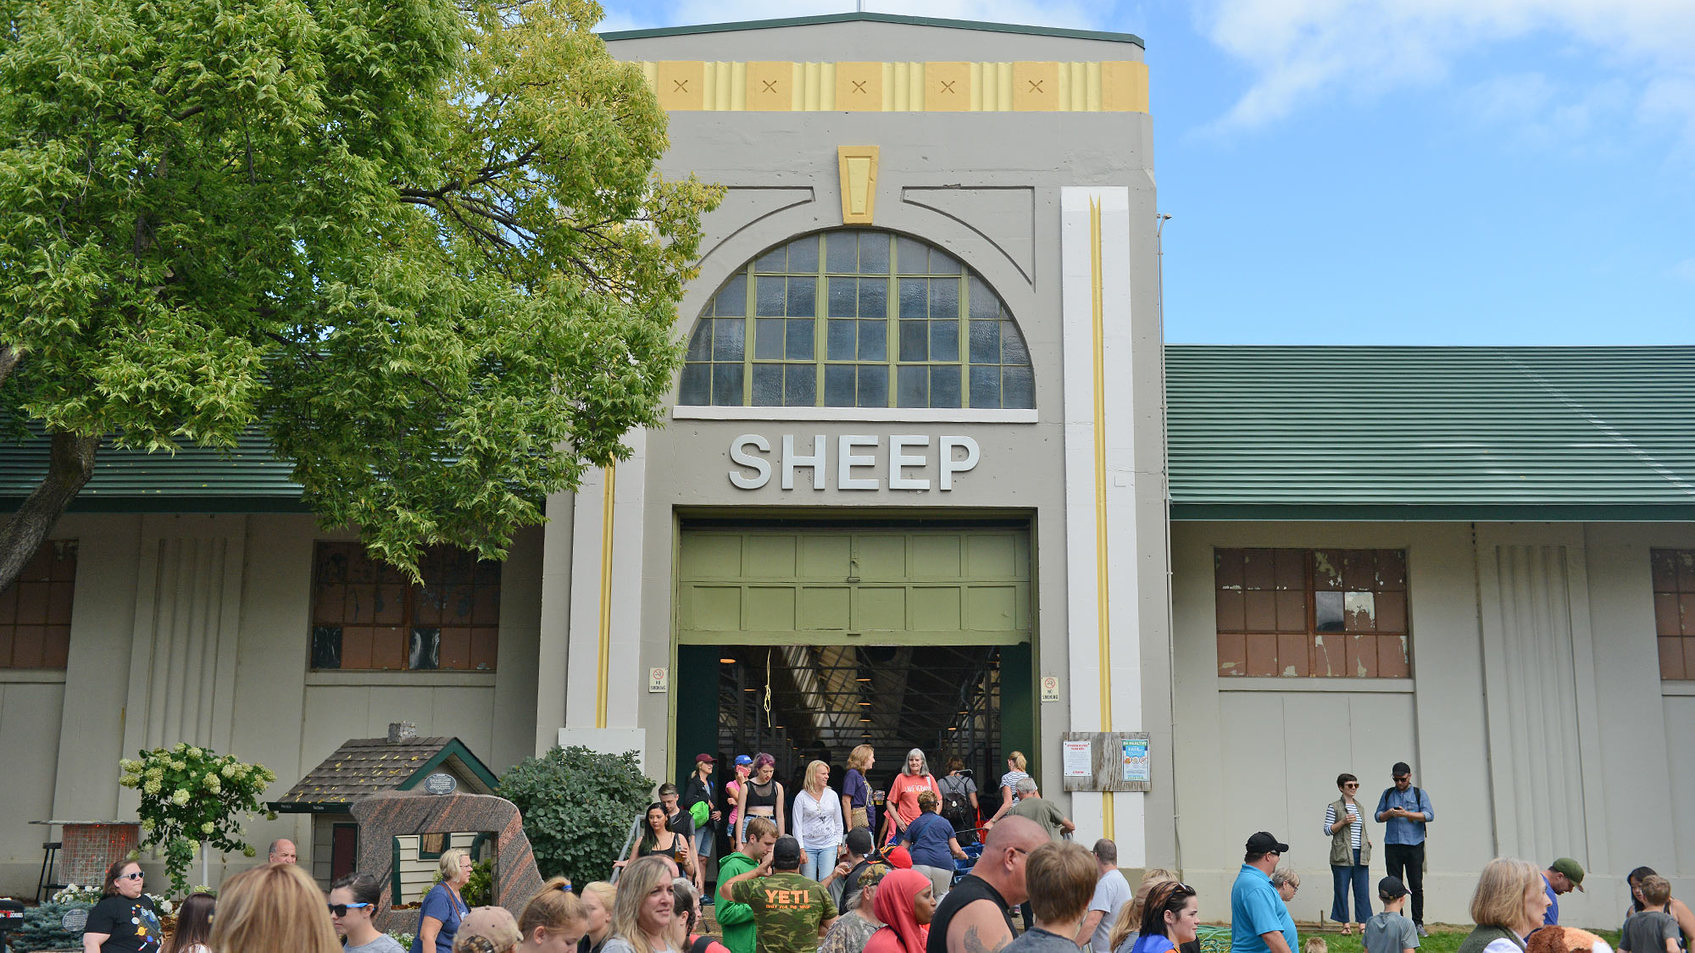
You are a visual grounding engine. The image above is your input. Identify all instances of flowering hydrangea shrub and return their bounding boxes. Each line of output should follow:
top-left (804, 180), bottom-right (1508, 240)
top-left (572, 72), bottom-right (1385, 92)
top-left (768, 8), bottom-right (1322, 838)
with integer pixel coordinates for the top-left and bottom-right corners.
top-left (119, 744), bottom-right (278, 896)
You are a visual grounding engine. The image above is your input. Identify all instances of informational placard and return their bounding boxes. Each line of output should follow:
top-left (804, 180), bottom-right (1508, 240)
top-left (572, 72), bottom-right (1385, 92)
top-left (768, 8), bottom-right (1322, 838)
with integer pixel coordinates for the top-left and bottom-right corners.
top-left (1060, 732), bottom-right (1153, 792)
top-left (423, 772), bottom-right (457, 795)
top-left (1121, 738), bottom-right (1150, 783)
top-left (1040, 675), bottom-right (1060, 703)
top-left (648, 667), bottom-right (669, 692)
top-left (1062, 740), bottom-right (1092, 778)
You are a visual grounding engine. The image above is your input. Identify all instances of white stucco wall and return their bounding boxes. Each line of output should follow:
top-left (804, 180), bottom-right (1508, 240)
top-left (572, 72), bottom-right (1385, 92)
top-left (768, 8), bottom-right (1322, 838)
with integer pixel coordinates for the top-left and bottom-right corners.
top-left (1171, 519), bottom-right (1695, 928)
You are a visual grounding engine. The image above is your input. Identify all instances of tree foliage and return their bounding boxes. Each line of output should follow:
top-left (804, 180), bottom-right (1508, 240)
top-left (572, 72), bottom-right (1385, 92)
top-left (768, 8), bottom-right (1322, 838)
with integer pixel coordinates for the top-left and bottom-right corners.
top-left (500, 745), bottom-right (653, 888)
top-left (120, 743), bottom-right (278, 896)
top-left (0, 0), bottom-right (717, 585)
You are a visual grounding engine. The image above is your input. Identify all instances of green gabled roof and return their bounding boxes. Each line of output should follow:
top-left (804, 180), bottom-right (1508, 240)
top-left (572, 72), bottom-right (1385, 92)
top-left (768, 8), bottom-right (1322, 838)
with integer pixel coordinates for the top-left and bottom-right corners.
top-left (600, 12), bottom-right (1145, 48)
top-left (0, 427), bottom-right (308, 512)
top-left (1165, 345), bottom-right (1695, 521)
top-left (4, 347), bottom-right (1694, 520)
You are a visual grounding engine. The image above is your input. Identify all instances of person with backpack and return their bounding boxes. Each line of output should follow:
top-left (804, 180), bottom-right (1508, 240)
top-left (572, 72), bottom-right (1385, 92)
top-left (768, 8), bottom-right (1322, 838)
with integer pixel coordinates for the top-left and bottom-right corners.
top-left (901, 791), bottom-right (969, 901)
top-left (1373, 762), bottom-right (1434, 937)
top-left (937, 759), bottom-right (980, 846)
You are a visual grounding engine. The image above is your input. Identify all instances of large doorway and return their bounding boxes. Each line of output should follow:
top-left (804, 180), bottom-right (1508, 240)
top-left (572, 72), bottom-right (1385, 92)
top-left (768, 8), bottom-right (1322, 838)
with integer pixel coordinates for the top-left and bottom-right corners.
top-left (672, 520), bottom-right (1035, 804)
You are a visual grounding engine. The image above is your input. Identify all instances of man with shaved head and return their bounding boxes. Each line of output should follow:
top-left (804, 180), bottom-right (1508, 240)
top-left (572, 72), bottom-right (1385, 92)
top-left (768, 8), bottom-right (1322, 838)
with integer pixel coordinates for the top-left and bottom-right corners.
top-left (927, 815), bottom-right (1047, 953)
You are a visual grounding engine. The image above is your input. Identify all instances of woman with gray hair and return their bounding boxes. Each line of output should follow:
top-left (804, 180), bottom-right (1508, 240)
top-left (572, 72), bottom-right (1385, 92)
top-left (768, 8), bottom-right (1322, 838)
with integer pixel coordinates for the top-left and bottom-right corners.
top-left (880, 749), bottom-right (938, 846)
top-left (414, 848), bottom-right (475, 953)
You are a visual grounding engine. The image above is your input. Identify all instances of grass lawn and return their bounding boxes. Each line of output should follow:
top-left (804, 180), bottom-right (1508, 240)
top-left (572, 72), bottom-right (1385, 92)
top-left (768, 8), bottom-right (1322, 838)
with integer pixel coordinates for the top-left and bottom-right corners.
top-left (1206, 925), bottom-right (1625, 953)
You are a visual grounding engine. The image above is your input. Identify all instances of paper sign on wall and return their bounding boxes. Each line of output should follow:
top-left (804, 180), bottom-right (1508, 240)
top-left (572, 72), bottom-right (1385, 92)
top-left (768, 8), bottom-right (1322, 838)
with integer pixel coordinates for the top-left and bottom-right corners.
top-left (648, 667), bottom-right (669, 692)
top-left (1062, 740), bottom-right (1092, 779)
top-left (1040, 675), bottom-right (1060, 703)
top-left (1121, 738), bottom-right (1150, 783)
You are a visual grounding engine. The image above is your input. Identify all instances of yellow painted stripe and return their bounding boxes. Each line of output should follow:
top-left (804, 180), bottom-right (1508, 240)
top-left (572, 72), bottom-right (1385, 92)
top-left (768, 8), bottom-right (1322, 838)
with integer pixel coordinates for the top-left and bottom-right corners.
top-left (1090, 199), bottom-right (1115, 841)
top-left (628, 61), bottom-right (1150, 112)
top-left (594, 462), bottom-right (617, 729)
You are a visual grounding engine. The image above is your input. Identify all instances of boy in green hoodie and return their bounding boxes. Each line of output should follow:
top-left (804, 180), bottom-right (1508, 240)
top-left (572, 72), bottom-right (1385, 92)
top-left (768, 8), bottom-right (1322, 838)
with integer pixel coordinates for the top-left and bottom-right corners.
top-left (718, 816), bottom-right (779, 953)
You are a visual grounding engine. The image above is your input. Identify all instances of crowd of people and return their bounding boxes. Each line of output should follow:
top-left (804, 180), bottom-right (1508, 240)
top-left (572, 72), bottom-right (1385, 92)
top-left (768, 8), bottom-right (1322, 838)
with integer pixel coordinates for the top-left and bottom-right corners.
top-left (72, 754), bottom-right (1694, 953)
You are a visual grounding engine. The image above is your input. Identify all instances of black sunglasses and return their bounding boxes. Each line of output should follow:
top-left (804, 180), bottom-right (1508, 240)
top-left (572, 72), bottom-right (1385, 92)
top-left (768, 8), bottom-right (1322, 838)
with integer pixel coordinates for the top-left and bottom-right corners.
top-left (329, 902), bottom-right (371, 917)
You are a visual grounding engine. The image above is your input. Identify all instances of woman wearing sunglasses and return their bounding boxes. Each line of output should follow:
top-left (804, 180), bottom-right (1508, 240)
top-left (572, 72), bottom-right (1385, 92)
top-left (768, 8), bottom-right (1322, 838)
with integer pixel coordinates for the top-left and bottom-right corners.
top-left (332, 873), bottom-right (405, 953)
top-left (82, 860), bottom-right (162, 953)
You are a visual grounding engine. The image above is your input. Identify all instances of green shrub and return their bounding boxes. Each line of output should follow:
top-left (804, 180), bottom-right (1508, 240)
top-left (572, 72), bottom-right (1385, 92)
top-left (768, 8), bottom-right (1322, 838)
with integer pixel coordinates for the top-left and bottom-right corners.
top-left (500, 746), bottom-right (653, 888)
top-left (12, 901), bottom-right (92, 952)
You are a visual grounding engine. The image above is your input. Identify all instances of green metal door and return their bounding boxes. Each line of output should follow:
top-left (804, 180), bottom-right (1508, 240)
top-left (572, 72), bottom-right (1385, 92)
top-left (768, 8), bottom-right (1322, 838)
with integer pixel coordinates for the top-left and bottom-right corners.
top-left (676, 525), bottom-right (1031, 646)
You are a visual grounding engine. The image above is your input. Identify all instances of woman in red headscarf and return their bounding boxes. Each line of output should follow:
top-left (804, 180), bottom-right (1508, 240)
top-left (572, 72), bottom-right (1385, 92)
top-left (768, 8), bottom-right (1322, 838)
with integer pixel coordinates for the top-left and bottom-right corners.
top-left (865, 868), bottom-right (937, 953)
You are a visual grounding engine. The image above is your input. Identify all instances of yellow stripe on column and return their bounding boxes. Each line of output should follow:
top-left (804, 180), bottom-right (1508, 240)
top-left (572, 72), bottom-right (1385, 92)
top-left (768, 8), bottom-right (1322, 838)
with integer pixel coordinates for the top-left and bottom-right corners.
top-left (1089, 198), bottom-right (1115, 840)
top-left (594, 462), bottom-right (617, 729)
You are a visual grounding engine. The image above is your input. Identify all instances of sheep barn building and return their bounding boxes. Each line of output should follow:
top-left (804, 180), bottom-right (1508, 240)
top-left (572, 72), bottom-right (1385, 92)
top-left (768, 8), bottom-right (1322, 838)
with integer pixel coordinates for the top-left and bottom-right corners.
top-left (1, 13), bottom-right (1692, 926)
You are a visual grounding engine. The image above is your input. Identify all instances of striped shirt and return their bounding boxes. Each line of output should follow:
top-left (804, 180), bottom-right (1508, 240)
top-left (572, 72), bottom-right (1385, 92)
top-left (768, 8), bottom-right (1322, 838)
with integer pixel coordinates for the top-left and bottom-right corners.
top-left (1324, 802), bottom-right (1363, 850)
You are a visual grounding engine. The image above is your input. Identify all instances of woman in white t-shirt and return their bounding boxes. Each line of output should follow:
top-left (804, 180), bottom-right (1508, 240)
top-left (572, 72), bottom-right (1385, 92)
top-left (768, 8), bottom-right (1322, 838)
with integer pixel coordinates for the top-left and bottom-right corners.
top-left (794, 760), bottom-right (846, 881)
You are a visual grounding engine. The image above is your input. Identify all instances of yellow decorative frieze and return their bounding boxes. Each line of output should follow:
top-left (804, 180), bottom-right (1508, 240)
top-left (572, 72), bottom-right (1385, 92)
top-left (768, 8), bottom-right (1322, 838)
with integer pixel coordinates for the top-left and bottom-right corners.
top-left (634, 60), bottom-right (1149, 113)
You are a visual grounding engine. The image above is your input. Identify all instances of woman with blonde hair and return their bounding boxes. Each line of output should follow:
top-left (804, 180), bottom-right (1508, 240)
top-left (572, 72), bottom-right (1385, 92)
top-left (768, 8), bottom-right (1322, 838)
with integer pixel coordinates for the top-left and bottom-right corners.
top-left (983, 751), bottom-right (1029, 831)
top-left (414, 848), bottom-right (476, 953)
top-left (209, 862), bottom-right (341, 953)
top-left (795, 760), bottom-right (846, 881)
top-left (605, 856), bottom-right (678, 953)
top-left (577, 882), bottom-right (617, 953)
top-left (841, 745), bottom-right (877, 834)
top-left (518, 877), bottom-right (587, 953)
top-left (1457, 858), bottom-right (1552, 953)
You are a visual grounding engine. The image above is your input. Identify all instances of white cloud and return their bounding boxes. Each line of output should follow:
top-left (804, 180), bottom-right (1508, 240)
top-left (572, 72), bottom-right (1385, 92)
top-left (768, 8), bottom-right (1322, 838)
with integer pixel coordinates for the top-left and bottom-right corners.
top-left (1197, 0), bottom-right (1695, 138)
top-left (1674, 257), bottom-right (1695, 284)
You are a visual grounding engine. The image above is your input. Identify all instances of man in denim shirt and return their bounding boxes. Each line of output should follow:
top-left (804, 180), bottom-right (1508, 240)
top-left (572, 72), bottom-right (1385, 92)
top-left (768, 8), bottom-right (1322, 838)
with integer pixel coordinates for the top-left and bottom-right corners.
top-left (1374, 762), bottom-right (1434, 937)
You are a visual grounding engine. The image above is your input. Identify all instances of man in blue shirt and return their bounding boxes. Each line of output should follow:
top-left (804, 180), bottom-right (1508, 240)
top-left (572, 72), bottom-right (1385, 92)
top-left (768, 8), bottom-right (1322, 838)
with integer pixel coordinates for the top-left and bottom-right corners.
top-left (1541, 858), bottom-right (1586, 926)
top-left (1231, 832), bottom-right (1298, 953)
top-left (1375, 762), bottom-right (1435, 937)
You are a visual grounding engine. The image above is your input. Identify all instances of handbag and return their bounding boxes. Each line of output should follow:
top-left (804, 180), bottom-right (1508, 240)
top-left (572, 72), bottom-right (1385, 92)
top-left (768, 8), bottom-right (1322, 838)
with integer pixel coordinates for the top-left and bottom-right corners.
top-left (690, 799), bottom-right (711, 827)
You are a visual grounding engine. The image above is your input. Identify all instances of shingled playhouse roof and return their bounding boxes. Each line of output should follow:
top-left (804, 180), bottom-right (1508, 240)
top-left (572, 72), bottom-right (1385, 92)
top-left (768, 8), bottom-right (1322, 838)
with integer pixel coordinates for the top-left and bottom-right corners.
top-left (271, 736), bottom-right (500, 813)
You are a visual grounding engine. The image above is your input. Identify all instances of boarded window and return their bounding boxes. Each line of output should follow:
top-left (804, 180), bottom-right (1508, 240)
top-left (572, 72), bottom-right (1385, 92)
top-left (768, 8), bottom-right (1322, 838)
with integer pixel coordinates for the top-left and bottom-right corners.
top-left (309, 542), bottom-right (500, 672)
top-left (1214, 548), bottom-right (1409, 678)
top-left (1651, 549), bottom-right (1695, 680)
top-left (0, 539), bottom-right (76, 669)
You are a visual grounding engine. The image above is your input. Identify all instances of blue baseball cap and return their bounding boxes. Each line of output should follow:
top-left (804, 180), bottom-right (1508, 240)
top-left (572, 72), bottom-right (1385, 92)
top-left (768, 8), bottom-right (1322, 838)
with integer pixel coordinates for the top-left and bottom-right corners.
top-left (735, 754), bottom-right (753, 766)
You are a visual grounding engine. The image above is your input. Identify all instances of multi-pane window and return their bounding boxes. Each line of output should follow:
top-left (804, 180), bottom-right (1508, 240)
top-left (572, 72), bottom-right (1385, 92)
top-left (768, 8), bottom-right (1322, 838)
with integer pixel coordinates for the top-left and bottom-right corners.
top-left (679, 230), bottom-right (1034, 409)
top-left (1214, 548), bottom-right (1409, 678)
top-left (0, 540), bottom-right (76, 669)
top-left (309, 543), bottom-right (499, 672)
top-left (1651, 549), bottom-right (1695, 679)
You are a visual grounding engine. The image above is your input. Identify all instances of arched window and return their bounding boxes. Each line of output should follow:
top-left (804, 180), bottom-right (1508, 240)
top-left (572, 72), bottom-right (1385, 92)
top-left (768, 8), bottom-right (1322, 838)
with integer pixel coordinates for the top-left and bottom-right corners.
top-left (679, 230), bottom-right (1034, 409)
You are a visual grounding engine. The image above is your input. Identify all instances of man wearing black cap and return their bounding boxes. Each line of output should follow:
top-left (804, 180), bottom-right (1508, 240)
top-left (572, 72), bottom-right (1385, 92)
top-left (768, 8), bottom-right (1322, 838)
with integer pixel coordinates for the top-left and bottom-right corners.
top-left (722, 835), bottom-right (838, 953)
top-left (823, 827), bottom-right (879, 912)
top-left (1363, 877), bottom-right (1418, 953)
top-left (1230, 833), bottom-right (1298, 953)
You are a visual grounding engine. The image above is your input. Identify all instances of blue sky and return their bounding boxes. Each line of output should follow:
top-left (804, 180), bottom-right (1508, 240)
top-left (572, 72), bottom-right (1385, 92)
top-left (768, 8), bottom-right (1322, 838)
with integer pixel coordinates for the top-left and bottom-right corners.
top-left (599, 0), bottom-right (1695, 346)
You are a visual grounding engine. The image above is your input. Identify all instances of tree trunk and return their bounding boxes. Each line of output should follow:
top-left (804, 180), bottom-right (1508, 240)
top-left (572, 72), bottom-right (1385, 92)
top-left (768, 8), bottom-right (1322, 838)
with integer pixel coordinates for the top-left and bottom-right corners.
top-left (0, 430), bottom-right (101, 592)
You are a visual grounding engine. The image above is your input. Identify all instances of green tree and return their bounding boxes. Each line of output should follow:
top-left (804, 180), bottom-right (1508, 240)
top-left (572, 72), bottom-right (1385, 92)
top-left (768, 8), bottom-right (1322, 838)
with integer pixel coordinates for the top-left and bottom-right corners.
top-left (0, 0), bottom-right (716, 587)
top-left (500, 745), bottom-right (653, 888)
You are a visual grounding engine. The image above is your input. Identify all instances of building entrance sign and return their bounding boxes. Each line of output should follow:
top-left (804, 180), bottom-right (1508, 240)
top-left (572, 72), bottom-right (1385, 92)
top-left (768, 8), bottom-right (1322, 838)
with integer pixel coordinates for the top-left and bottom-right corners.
top-left (728, 433), bottom-right (980, 491)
